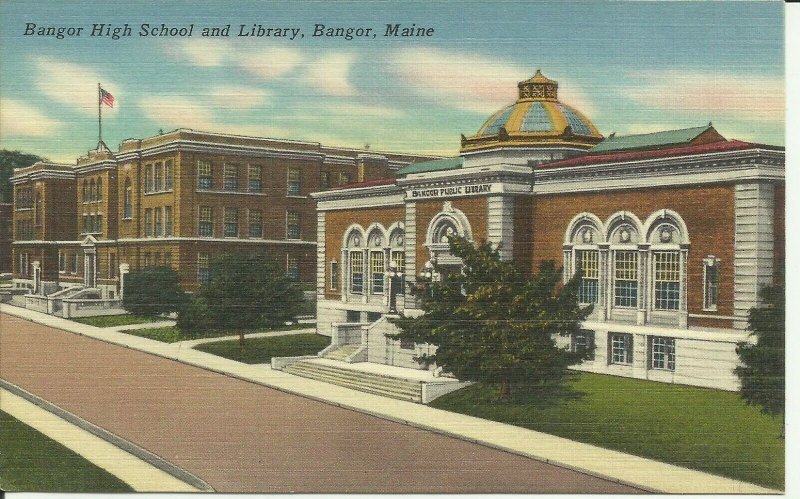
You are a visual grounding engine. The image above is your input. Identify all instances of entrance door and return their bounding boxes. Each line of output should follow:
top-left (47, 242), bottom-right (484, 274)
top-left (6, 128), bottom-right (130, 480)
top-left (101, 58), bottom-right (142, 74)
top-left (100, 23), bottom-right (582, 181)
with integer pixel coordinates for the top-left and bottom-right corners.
top-left (84, 253), bottom-right (96, 288)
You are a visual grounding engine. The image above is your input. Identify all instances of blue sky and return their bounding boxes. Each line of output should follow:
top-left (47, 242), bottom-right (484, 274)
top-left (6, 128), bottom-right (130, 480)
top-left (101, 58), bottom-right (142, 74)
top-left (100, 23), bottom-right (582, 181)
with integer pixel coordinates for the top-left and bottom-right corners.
top-left (0, 0), bottom-right (785, 162)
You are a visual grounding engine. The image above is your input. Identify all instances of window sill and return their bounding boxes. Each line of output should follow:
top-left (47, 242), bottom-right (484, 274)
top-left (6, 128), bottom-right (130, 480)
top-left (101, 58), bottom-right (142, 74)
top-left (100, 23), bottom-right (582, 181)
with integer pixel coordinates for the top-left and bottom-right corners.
top-left (286, 195), bottom-right (306, 199)
top-left (143, 190), bottom-right (173, 196)
top-left (196, 189), bottom-right (266, 196)
top-left (649, 367), bottom-right (675, 372)
top-left (702, 307), bottom-right (719, 313)
top-left (122, 217), bottom-right (133, 221)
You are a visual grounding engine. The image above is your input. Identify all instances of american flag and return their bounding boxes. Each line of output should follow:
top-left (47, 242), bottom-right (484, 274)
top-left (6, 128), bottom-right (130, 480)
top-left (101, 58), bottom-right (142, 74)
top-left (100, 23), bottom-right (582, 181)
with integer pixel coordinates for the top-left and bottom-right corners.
top-left (100, 87), bottom-right (114, 108)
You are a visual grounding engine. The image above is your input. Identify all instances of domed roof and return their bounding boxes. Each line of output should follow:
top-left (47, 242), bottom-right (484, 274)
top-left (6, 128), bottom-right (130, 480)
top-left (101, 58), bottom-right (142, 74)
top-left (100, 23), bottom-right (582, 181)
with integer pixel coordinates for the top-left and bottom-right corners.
top-left (461, 70), bottom-right (603, 153)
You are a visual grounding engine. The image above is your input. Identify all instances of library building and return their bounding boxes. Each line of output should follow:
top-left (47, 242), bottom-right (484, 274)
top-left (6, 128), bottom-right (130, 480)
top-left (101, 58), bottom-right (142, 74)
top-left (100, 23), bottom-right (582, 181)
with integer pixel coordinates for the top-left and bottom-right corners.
top-left (310, 71), bottom-right (785, 392)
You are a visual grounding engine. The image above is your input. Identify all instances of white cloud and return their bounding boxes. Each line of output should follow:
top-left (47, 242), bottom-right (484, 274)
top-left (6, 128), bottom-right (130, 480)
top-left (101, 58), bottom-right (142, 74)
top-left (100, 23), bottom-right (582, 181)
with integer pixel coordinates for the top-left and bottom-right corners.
top-left (621, 70), bottom-right (784, 123)
top-left (33, 57), bottom-right (120, 116)
top-left (305, 53), bottom-right (356, 96)
top-left (388, 48), bottom-right (596, 116)
top-left (0, 99), bottom-right (63, 137)
top-left (238, 47), bottom-right (305, 80)
top-left (208, 85), bottom-right (270, 109)
top-left (139, 96), bottom-right (215, 129)
top-left (166, 39), bottom-right (232, 67)
top-left (317, 102), bottom-right (404, 118)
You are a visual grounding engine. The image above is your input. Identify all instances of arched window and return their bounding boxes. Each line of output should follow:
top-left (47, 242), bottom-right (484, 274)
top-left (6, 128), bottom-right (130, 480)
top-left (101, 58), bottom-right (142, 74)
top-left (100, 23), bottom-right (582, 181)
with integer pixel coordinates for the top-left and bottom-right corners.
top-left (344, 226), bottom-right (365, 295)
top-left (34, 192), bottom-right (42, 226)
top-left (123, 178), bottom-right (132, 218)
top-left (644, 210), bottom-right (689, 313)
top-left (425, 201), bottom-right (473, 267)
top-left (367, 227), bottom-right (386, 295)
top-left (564, 213), bottom-right (604, 305)
top-left (606, 212), bottom-right (643, 309)
top-left (389, 227), bottom-right (405, 295)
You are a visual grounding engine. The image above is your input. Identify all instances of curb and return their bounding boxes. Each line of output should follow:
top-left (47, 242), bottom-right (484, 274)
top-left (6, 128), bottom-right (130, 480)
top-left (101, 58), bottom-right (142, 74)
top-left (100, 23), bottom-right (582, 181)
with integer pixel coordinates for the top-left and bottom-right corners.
top-left (0, 378), bottom-right (215, 493)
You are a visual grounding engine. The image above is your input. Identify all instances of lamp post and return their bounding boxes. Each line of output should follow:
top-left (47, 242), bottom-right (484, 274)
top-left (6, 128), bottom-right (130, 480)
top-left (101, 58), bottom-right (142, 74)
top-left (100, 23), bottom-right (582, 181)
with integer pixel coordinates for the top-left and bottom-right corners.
top-left (387, 260), bottom-right (403, 314)
top-left (418, 260), bottom-right (440, 299)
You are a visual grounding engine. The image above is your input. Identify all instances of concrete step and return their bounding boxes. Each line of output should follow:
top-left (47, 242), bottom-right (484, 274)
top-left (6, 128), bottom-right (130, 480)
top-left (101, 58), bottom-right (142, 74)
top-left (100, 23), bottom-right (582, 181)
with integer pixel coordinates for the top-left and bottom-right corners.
top-left (283, 361), bottom-right (423, 402)
top-left (323, 344), bottom-right (362, 361)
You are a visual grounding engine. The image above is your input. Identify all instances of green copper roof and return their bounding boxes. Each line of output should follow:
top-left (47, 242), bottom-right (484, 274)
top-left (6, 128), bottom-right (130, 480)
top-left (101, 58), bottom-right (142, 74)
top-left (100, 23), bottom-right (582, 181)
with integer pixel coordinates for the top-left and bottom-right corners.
top-left (590, 125), bottom-right (714, 153)
top-left (397, 157), bottom-right (463, 176)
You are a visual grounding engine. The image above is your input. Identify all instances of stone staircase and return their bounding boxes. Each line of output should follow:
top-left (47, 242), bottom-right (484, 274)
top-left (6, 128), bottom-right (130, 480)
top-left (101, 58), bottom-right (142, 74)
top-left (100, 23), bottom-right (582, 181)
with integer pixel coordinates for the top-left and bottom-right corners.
top-left (323, 344), bottom-right (362, 361)
top-left (282, 360), bottom-right (424, 403)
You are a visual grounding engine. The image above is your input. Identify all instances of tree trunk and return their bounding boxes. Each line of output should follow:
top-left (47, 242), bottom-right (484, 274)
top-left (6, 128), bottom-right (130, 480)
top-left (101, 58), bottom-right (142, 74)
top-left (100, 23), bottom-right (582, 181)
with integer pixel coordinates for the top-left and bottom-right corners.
top-left (499, 378), bottom-right (511, 401)
top-left (239, 331), bottom-right (245, 350)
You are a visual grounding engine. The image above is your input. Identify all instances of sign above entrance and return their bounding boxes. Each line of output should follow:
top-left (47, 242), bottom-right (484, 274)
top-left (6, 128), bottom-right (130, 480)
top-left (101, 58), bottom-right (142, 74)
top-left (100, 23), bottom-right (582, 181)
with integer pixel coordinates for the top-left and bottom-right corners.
top-left (408, 182), bottom-right (494, 200)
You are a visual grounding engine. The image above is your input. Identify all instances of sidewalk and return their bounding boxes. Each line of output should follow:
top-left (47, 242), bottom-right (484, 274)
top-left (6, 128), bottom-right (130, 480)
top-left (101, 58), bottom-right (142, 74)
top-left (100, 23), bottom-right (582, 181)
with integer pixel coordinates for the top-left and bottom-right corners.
top-left (0, 303), bottom-right (780, 494)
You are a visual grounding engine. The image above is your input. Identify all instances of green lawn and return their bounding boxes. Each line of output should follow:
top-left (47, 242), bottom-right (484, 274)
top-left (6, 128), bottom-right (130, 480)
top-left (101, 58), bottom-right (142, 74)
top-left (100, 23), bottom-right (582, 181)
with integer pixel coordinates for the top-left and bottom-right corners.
top-left (72, 314), bottom-right (165, 327)
top-left (0, 409), bottom-right (133, 492)
top-left (121, 323), bottom-right (313, 343)
top-left (194, 333), bottom-right (331, 364)
top-left (431, 372), bottom-right (784, 490)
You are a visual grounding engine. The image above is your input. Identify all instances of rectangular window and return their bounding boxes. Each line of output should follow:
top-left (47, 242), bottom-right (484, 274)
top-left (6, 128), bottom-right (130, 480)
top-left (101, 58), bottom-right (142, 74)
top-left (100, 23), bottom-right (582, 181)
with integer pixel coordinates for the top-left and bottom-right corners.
top-left (198, 253), bottom-right (210, 284)
top-left (70, 254), bottom-right (78, 274)
top-left (197, 160), bottom-right (212, 190)
top-left (571, 330), bottom-right (595, 360)
top-left (704, 259), bottom-right (720, 311)
top-left (391, 250), bottom-right (405, 295)
top-left (651, 337), bottom-right (676, 371)
top-left (145, 164), bottom-right (154, 193)
top-left (96, 215), bottom-right (103, 234)
top-left (19, 252), bottom-right (29, 276)
top-left (330, 261), bottom-right (339, 290)
top-left (653, 251), bottom-right (680, 310)
top-left (400, 339), bottom-right (415, 350)
top-left (164, 206), bottom-right (173, 236)
top-left (287, 255), bottom-right (300, 281)
top-left (320, 171), bottom-right (330, 190)
top-left (248, 210), bottom-right (263, 238)
top-left (350, 251), bottom-right (364, 294)
top-left (109, 254), bottom-right (116, 278)
top-left (248, 164), bottom-right (262, 192)
top-left (164, 160), bottom-right (173, 190)
top-left (609, 333), bottom-right (633, 365)
top-left (577, 250), bottom-right (599, 304)
top-left (154, 162), bottom-right (163, 192)
top-left (154, 207), bottom-right (163, 236)
top-left (614, 251), bottom-right (638, 308)
top-left (144, 208), bottom-right (153, 237)
top-left (144, 252), bottom-right (152, 268)
top-left (370, 251), bottom-right (385, 294)
top-left (287, 168), bottom-right (301, 196)
top-left (164, 252), bottom-right (172, 268)
top-left (59, 252), bottom-right (66, 273)
top-left (286, 211), bottom-right (300, 240)
top-left (224, 208), bottom-right (238, 237)
top-left (339, 172), bottom-right (351, 185)
top-left (199, 206), bottom-right (213, 237)
top-left (223, 164), bottom-right (238, 191)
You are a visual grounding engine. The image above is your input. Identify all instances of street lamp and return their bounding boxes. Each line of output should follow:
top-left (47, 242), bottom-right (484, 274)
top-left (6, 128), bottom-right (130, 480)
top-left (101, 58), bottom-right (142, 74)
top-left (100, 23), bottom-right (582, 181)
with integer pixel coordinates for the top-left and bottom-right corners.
top-left (387, 260), bottom-right (403, 314)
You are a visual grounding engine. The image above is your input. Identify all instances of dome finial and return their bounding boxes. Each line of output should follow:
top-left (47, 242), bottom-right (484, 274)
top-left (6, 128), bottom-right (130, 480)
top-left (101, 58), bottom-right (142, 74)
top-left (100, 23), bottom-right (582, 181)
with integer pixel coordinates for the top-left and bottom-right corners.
top-left (518, 70), bottom-right (558, 101)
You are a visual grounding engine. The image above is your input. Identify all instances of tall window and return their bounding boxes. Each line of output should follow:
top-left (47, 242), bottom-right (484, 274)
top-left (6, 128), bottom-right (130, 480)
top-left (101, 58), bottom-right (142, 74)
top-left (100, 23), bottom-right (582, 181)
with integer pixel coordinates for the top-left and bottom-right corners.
top-left (96, 215), bottom-right (103, 234)
top-left (109, 253), bottom-right (116, 278)
top-left (653, 251), bottom-right (680, 310)
top-left (287, 255), bottom-right (300, 281)
top-left (370, 251), bottom-right (385, 294)
top-left (614, 251), bottom-right (638, 308)
top-left (198, 253), bottom-right (210, 283)
top-left (248, 209), bottom-right (263, 238)
top-left (123, 178), bottom-right (132, 219)
top-left (286, 211), bottom-right (300, 240)
top-left (248, 165), bottom-right (262, 192)
top-left (145, 165), bottom-right (154, 193)
top-left (609, 333), bottom-right (633, 365)
top-left (223, 164), bottom-right (238, 191)
top-left (197, 160), bottom-right (212, 190)
top-left (330, 260), bottom-right (339, 290)
top-left (391, 250), bottom-right (405, 295)
top-left (154, 207), bottom-right (163, 236)
top-left (577, 250), bottom-right (599, 304)
top-left (320, 171), bottom-right (330, 190)
top-left (704, 258), bottom-right (720, 311)
top-left (350, 252), bottom-right (364, 294)
top-left (82, 215), bottom-right (89, 234)
top-left (144, 252), bottom-right (152, 268)
top-left (144, 208), bottom-right (153, 237)
top-left (19, 252), bottom-right (29, 276)
top-left (164, 206), bottom-right (173, 236)
top-left (90, 179), bottom-right (97, 201)
top-left (199, 206), bottom-right (213, 237)
top-left (70, 254), bottom-right (78, 274)
top-left (97, 178), bottom-right (102, 200)
top-left (59, 252), bottom-right (66, 273)
top-left (34, 193), bottom-right (42, 226)
top-left (154, 162), bottom-right (163, 191)
top-left (650, 337), bottom-right (676, 370)
top-left (164, 160), bottom-right (173, 190)
top-left (224, 208), bottom-right (238, 237)
top-left (287, 168), bottom-right (301, 196)
top-left (164, 252), bottom-right (172, 268)
top-left (83, 180), bottom-right (89, 202)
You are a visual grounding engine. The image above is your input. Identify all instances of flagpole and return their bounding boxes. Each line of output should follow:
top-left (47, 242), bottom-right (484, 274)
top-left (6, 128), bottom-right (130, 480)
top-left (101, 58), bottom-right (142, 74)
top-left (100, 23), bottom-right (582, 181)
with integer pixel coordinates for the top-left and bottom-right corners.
top-left (98, 82), bottom-right (102, 146)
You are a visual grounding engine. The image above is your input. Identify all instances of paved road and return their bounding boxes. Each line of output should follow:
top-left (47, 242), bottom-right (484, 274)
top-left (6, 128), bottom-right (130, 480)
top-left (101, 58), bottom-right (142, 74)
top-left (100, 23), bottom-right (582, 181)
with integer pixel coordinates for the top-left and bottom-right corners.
top-left (0, 313), bottom-right (639, 493)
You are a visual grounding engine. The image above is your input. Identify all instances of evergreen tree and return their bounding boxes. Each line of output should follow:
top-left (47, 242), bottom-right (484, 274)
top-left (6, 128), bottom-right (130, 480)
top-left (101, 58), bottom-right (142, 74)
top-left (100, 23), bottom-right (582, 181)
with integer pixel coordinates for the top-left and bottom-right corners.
top-left (735, 284), bottom-right (785, 435)
top-left (389, 236), bottom-right (591, 400)
top-left (0, 150), bottom-right (45, 203)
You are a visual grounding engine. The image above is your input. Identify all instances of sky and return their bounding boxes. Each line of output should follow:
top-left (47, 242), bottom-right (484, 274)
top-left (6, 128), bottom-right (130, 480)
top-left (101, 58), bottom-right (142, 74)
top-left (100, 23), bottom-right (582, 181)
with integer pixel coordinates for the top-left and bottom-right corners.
top-left (0, 0), bottom-right (785, 163)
